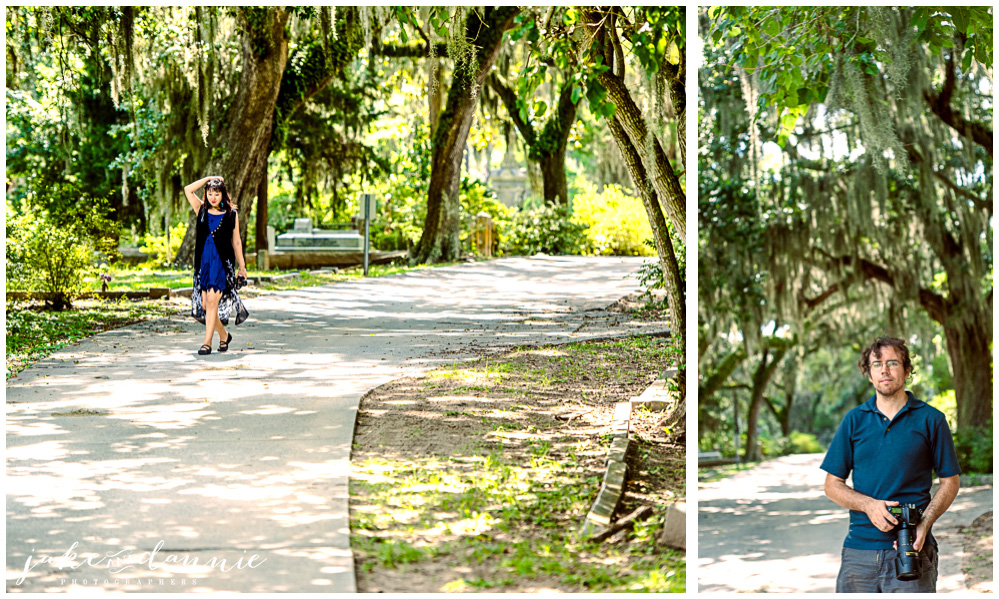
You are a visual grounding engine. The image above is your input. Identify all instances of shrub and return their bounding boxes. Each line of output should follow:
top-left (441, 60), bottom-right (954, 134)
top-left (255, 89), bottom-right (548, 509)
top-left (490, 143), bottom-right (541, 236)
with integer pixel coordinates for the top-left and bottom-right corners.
top-left (571, 183), bottom-right (656, 256)
top-left (7, 207), bottom-right (93, 310)
top-left (788, 431), bottom-right (824, 454)
top-left (138, 222), bottom-right (188, 269)
top-left (927, 389), bottom-right (957, 432)
top-left (953, 423), bottom-right (992, 474)
top-left (7, 195), bottom-right (119, 310)
top-left (504, 202), bottom-right (589, 256)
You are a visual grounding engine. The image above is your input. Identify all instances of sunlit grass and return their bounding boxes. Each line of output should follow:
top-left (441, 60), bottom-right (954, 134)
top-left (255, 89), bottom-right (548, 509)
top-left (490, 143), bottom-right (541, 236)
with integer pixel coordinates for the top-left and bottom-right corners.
top-left (351, 448), bottom-right (685, 592)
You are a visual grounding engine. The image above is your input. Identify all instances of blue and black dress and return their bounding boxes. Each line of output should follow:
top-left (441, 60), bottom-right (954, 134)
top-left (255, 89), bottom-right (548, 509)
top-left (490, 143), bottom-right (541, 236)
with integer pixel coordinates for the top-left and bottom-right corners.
top-left (191, 203), bottom-right (249, 326)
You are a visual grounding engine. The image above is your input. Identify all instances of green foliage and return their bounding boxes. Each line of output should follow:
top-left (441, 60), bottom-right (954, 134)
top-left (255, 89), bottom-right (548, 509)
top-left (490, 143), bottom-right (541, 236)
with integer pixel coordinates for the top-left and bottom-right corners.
top-left (240, 7), bottom-right (277, 58)
top-left (698, 431), bottom-right (790, 459)
top-left (137, 222), bottom-right (189, 269)
top-left (571, 183), bottom-right (655, 256)
top-left (706, 7), bottom-right (993, 146)
top-left (504, 202), bottom-right (588, 256)
top-left (263, 178), bottom-right (301, 236)
top-left (6, 198), bottom-right (121, 309)
top-left (788, 431), bottom-right (824, 454)
top-left (630, 7), bottom-right (686, 77)
top-left (508, 10), bottom-right (616, 122)
top-left (368, 118), bottom-right (433, 252)
top-left (953, 423), bottom-right (993, 474)
top-left (927, 389), bottom-right (957, 432)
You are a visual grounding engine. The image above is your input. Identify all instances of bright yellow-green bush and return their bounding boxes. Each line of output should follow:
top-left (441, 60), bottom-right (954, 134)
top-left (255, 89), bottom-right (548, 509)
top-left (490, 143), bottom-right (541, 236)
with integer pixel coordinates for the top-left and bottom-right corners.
top-left (138, 222), bottom-right (188, 269)
top-left (789, 431), bottom-right (824, 454)
top-left (571, 183), bottom-right (655, 256)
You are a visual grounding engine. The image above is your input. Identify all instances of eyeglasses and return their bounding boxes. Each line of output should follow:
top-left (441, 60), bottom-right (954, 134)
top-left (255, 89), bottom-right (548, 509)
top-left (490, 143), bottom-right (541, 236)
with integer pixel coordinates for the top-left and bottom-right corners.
top-left (870, 360), bottom-right (902, 371)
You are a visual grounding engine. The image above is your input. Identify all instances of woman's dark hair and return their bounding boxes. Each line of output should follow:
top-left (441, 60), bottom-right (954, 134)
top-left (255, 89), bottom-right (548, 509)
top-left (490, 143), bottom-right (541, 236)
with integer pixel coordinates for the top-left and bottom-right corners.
top-left (858, 336), bottom-right (914, 377)
top-left (204, 179), bottom-right (232, 213)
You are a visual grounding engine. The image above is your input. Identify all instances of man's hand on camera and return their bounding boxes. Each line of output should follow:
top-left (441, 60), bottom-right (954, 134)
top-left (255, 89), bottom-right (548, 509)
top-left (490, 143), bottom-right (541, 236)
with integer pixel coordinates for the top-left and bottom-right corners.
top-left (865, 498), bottom-right (899, 532)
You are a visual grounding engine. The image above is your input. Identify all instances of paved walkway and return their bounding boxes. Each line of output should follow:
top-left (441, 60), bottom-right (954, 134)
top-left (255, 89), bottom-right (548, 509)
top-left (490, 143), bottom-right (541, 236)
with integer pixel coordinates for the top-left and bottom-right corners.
top-left (6, 256), bottom-right (668, 593)
top-left (698, 453), bottom-right (993, 592)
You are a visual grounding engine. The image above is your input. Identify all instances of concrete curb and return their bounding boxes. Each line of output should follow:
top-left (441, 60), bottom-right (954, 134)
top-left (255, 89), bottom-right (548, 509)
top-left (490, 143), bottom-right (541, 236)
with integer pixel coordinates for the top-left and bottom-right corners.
top-left (579, 369), bottom-right (685, 550)
top-left (580, 403), bottom-right (631, 536)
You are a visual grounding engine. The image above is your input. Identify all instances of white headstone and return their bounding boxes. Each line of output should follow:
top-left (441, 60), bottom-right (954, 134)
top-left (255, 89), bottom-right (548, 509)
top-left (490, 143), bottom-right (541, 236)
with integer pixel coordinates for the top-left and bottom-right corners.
top-left (293, 218), bottom-right (312, 233)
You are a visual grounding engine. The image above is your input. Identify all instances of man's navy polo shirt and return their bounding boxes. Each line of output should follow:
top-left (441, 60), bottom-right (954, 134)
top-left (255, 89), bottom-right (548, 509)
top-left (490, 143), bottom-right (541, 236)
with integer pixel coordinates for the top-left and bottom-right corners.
top-left (820, 391), bottom-right (961, 550)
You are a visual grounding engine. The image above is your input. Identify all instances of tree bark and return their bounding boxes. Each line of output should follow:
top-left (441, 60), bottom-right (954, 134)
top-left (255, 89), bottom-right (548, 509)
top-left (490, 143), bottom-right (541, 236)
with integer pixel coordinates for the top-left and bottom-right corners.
top-left (412, 7), bottom-right (520, 264)
top-left (174, 8), bottom-right (291, 266)
top-left (579, 7), bottom-right (686, 243)
top-left (428, 58), bottom-right (443, 138)
top-left (923, 48), bottom-right (993, 157)
top-left (744, 342), bottom-right (788, 461)
top-left (491, 74), bottom-right (577, 204)
top-left (606, 113), bottom-right (685, 378)
top-left (943, 307), bottom-right (993, 429)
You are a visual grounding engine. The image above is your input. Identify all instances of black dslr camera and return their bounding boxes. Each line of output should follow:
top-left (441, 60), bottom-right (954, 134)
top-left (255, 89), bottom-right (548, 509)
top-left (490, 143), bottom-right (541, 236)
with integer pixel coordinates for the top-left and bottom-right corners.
top-left (888, 503), bottom-right (923, 581)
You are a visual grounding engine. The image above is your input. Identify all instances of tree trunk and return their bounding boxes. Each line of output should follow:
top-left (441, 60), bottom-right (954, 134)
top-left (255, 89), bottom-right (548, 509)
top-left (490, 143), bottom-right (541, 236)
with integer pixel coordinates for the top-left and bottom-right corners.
top-left (744, 343), bottom-right (787, 461)
top-left (412, 7), bottom-right (520, 264)
top-left (428, 58), bottom-right (443, 138)
top-left (491, 74), bottom-right (577, 205)
top-left (174, 8), bottom-right (291, 266)
top-left (539, 150), bottom-right (569, 205)
top-left (944, 316), bottom-right (992, 429)
top-left (580, 7), bottom-right (686, 243)
top-left (606, 115), bottom-right (685, 372)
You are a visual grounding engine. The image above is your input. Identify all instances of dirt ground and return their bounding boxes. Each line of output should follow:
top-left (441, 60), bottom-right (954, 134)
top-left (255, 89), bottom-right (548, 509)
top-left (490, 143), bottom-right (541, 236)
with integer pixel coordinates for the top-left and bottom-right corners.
top-left (348, 322), bottom-right (685, 592)
top-left (960, 510), bottom-right (993, 592)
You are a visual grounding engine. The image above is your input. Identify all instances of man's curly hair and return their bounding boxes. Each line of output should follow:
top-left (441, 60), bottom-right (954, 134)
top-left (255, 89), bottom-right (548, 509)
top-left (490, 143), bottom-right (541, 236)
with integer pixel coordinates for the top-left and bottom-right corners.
top-left (858, 336), bottom-right (914, 377)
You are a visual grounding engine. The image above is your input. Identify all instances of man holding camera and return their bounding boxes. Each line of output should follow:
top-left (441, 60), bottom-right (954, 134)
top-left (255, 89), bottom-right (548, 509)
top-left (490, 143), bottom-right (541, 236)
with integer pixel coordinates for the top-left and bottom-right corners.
top-left (821, 337), bottom-right (961, 593)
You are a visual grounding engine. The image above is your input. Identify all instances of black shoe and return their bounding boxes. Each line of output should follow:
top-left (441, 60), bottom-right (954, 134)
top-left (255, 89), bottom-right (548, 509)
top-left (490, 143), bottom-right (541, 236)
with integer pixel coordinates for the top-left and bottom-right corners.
top-left (198, 344), bottom-right (212, 355)
top-left (219, 332), bottom-right (232, 353)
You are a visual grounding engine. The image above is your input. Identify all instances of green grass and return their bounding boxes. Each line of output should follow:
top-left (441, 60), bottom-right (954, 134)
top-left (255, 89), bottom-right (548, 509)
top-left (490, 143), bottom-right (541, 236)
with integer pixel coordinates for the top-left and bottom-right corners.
top-left (77, 260), bottom-right (459, 294)
top-left (351, 451), bottom-right (685, 592)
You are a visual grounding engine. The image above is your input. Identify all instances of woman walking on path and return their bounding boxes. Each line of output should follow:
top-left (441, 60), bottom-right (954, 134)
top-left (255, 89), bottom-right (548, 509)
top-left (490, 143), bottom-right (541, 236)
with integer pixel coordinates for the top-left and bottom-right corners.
top-left (184, 176), bottom-right (249, 355)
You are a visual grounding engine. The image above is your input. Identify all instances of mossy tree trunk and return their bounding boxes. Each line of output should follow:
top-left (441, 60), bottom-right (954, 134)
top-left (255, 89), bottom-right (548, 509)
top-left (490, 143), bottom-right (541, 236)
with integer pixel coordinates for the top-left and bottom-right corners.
top-left (491, 74), bottom-right (577, 205)
top-left (607, 115), bottom-right (685, 368)
top-left (579, 7), bottom-right (686, 244)
top-left (411, 7), bottom-right (521, 264)
top-left (174, 7), bottom-right (291, 266)
top-left (743, 341), bottom-right (788, 461)
top-left (585, 7), bottom-right (685, 412)
top-left (174, 8), bottom-right (363, 265)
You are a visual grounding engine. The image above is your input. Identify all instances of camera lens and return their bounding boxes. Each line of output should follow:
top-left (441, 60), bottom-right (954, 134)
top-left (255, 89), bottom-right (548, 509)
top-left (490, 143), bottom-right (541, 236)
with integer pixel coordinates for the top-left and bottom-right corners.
top-left (894, 525), bottom-right (921, 581)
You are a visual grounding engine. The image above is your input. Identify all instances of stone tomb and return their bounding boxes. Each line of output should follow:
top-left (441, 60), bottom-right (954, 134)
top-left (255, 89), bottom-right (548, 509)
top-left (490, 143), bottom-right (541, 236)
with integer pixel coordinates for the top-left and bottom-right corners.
top-left (271, 218), bottom-right (362, 251)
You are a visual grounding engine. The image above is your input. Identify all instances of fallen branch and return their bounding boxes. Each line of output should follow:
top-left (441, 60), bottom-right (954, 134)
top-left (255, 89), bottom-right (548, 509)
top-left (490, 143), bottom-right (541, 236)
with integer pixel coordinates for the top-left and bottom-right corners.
top-left (589, 505), bottom-right (655, 543)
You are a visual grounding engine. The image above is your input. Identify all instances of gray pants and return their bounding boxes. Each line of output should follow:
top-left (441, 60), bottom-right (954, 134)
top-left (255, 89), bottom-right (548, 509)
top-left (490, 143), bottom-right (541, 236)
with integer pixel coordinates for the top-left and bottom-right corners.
top-left (836, 543), bottom-right (938, 593)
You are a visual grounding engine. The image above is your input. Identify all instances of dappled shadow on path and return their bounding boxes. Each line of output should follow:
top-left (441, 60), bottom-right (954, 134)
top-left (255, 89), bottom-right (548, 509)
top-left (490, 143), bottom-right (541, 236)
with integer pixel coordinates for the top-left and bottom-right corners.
top-left (698, 454), bottom-right (844, 593)
top-left (7, 256), bottom-right (654, 592)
